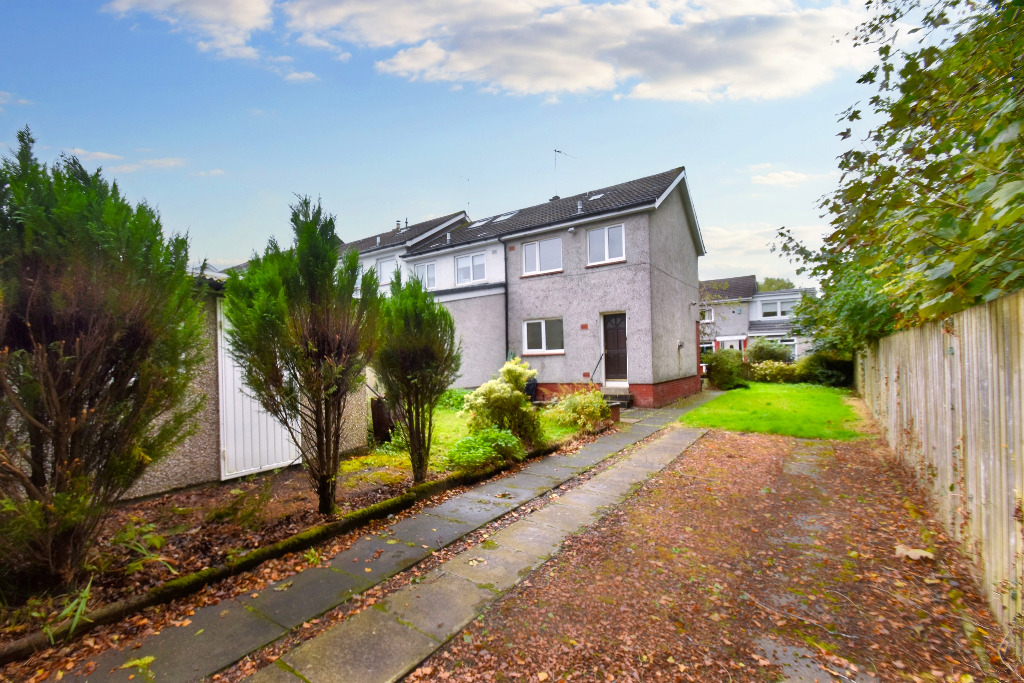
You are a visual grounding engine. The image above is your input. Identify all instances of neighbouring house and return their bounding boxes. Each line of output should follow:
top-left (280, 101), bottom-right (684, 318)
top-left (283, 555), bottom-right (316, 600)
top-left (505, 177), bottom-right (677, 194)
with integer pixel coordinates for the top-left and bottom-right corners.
top-left (129, 267), bottom-right (367, 497)
top-left (698, 275), bottom-right (816, 358)
top-left (350, 167), bottom-right (706, 408)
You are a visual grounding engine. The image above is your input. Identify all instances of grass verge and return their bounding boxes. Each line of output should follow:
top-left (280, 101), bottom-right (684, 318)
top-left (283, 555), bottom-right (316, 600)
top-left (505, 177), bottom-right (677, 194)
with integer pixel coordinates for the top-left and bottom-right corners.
top-left (679, 382), bottom-right (864, 440)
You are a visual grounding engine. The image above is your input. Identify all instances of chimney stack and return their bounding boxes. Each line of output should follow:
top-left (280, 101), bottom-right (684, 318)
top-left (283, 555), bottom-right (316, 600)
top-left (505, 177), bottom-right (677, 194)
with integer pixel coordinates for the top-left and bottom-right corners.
top-left (396, 220), bottom-right (401, 230)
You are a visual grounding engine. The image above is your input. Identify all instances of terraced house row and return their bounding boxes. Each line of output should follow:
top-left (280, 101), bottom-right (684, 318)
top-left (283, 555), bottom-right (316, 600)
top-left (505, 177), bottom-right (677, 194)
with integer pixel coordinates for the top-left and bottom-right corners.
top-left (347, 167), bottom-right (707, 408)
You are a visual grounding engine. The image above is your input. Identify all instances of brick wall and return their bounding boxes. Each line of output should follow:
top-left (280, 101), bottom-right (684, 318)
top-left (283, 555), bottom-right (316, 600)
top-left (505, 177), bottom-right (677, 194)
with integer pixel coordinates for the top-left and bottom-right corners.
top-left (630, 375), bottom-right (702, 408)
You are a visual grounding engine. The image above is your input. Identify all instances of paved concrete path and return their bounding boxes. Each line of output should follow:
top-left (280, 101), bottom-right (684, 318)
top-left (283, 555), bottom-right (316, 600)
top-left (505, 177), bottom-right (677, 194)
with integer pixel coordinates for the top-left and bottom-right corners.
top-left (84, 394), bottom-right (718, 682)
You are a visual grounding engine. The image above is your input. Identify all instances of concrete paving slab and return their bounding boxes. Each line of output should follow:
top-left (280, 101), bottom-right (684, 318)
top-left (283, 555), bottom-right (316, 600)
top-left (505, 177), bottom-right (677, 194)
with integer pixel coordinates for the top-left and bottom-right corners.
top-left (553, 487), bottom-right (621, 512)
top-left (388, 513), bottom-right (479, 549)
top-left (244, 660), bottom-right (302, 683)
top-left (86, 599), bottom-right (286, 682)
top-left (445, 545), bottom-right (543, 592)
top-left (425, 494), bottom-right (516, 526)
top-left (383, 570), bottom-right (493, 640)
top-left (574, 475), bottom-right (638, 499)
top-left (488, 520), bottom-right (567, 559)
top-left (330, 534), bottom-right (432, 576)
top-left (560, 447), bottom-right (613, 469)
top-left (518, 457), bottom-right (588, 480)
top-left (528, 501), bottom-right (600, 534)
top-left (240, 567), bottom-right (369, 629)
top-left (276, 608), bottom-right (438, 683)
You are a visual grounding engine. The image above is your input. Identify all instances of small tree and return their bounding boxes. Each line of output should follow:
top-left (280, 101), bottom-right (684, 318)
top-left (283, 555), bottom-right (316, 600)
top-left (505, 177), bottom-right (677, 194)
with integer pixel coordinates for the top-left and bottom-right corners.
top-left (757, 277), bottom-right (795, 292)
top-left (372, 272), bottom-right (461, 484)
top-left (0, 129), bottom-right (205, 591)
top-left (224, 198), bottom-right (380, 514)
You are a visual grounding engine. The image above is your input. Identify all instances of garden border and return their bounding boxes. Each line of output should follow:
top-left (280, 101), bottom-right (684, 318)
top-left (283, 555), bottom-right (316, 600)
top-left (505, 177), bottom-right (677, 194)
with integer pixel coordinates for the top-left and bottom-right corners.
top-left (0, 442), bottom-right (564, 665)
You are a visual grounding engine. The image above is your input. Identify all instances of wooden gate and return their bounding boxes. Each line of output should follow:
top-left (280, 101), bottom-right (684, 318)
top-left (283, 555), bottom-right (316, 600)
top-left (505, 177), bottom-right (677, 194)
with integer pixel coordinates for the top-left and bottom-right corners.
top-left (217, 300), bottom-right (299, 479)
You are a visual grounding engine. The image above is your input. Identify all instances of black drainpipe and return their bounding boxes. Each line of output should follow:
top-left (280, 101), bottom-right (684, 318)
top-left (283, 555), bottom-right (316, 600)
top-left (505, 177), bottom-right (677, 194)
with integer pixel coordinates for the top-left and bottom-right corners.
top-left (498, 236), bottom-right (509, 359)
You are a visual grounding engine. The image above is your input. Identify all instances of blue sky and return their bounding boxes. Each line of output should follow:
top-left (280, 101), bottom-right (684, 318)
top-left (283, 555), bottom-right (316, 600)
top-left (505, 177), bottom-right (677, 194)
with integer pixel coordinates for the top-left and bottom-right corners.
top-left (0, 1), bottom-right (879, 285)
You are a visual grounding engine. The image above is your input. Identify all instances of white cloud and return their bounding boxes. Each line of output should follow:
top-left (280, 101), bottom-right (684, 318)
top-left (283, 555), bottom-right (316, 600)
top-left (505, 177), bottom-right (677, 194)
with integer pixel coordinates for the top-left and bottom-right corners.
top-left (287, 0), bottom-right (872, 100)
top-left (284, 70), bottom-right (317, 82)
top-left (198, 168), bottom-right (225, 176)
top-left (109, 157), bottom-right (186, 173)
top-left (103, 0), bottom-right (273, 59)
top-left (699, 221), bottom-right (826, 286)
top-left (751, 169), bottom-right (837, 187)
top-left (0, 91), bottom-right (32, 112)
top-left (68, 147), bottom-right (124, 161)
top-left (106, 0), bottom-right (872, 101)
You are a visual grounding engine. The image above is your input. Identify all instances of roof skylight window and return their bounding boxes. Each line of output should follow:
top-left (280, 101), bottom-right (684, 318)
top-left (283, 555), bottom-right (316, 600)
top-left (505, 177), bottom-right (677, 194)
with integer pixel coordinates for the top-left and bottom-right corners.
top-left (589, 193), bottom-right (604, 200)
top-left (494, 210), bottom-right (518, 222)
top-left (469, 219), bottom-right (491, 228)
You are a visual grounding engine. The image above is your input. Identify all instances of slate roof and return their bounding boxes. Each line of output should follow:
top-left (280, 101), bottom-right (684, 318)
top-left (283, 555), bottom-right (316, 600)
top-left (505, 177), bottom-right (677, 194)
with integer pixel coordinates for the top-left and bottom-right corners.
top-left (346, 211), bottom-right (467, 256)
top-left (748, 319), bottom-right (794, 334)
top-left (699, 275), bottom-right (757, 301)
top-left (407, 167), bottom-right (686, 255)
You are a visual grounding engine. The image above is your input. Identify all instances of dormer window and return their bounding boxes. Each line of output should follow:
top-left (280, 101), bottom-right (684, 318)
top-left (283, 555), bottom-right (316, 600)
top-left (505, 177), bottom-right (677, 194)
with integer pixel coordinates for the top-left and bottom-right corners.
top-left (761, 300), bottom-right (798, 318)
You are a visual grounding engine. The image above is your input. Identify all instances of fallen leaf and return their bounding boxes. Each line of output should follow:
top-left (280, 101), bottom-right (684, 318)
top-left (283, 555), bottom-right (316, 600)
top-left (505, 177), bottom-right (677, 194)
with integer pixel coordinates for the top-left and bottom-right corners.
top-left (894, 544), bottom-right (934, 561)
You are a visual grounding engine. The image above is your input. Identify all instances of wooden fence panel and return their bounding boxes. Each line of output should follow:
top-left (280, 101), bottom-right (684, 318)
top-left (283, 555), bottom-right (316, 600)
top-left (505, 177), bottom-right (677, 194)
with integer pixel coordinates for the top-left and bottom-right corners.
top-left (857, 290), bottom-right (1024, 644)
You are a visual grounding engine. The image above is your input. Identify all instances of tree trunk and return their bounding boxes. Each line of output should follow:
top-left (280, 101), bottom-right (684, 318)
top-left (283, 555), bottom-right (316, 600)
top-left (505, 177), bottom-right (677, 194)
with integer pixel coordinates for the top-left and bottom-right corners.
top-left (316, 477), bottom-right (335, 515)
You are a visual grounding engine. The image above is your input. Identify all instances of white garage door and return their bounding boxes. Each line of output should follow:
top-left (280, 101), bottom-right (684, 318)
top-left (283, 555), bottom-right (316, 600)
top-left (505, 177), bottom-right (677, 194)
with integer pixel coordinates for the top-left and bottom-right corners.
top-left (217, 299), bottom-right (300, 479)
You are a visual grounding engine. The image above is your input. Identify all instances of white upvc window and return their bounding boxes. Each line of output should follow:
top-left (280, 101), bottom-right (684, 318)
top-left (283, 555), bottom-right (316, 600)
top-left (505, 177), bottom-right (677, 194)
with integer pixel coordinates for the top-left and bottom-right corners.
top-left (587, 224), bottom-right (625, 265)
top-left (376, 257), bottom-right (397, 286)
top-left (523, 236), bottom-right (562, 275)
top-left (456, 252), bottom-right (486, 284)
top-left (414, 262), bottom-right (436, 289)
top-left (761, 299), bottom-right (798, 318)
top-left (524, 318), bottom-right (564, 353)
top-left (699, 306), bottom-right (714, 323)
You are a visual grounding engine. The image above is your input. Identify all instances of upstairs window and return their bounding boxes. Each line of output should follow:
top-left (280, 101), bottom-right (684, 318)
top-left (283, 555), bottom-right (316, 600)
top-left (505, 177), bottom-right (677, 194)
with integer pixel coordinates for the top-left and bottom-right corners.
top-left (414, 262), bottom-right (436, 289)
top-left (524, 318), bottom-right (564, 353)
top-left (588, 224), bottom-right (624, 265)
top-left (376, 257), bottom-right (396, 286)
top-left (456, 252), bottom-right (486, 284)
top-left (523, 237), bottom-right (562, 275)
top-left (761, 300), bottom-right (798, 318)
top-left (699, 306), bottom-right (714, 323)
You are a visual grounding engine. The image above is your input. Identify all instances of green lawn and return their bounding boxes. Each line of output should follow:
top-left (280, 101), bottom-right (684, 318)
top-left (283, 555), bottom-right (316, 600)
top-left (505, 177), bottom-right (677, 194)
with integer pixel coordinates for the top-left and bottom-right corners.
top-left (679, 382), bottom-right (864, 440)
top-left (351, 405), bottom-right (581, 477)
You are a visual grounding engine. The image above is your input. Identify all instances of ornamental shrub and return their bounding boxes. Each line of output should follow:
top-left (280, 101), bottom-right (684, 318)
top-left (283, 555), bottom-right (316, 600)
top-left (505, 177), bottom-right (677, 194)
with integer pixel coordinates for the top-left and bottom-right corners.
top-left (702, 349), bottom-right (749, 390)
top-left (549, 389), bottom-right (611, 432)
top-left (795, 351), bottom-right (854, 387)
top-left (445, 428), bottom-right (526, 472)
top-left (750, 360), bottom-right (800, 383)
top-left (746, 338), bottom-right (794, 364)
top-left (459, 358), bottom-right (541, 445)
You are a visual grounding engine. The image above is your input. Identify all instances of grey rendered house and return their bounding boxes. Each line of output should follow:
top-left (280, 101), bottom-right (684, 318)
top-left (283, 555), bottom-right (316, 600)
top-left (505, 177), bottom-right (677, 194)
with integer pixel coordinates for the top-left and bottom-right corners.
top-left (699, 275), bottom-right (816, 358)
top-left (352, 167), bottom-right (706, 407)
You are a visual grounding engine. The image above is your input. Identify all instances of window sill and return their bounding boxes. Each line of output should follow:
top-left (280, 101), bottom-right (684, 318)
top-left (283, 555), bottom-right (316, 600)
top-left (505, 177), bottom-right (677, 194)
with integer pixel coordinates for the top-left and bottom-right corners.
top-left (585, 258), bottom-right (626, 269)
top-left (455, 280), bottom-right (488, 287)
top-left (522, 350), bottom-right (565, 356)
top-left (521, 269), bottom-right (563, 279)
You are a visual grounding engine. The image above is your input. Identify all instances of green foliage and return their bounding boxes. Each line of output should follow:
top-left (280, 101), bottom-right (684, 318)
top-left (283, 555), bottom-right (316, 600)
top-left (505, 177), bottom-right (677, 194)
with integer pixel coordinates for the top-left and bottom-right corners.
top-left (795, 351), bottom-right (854, 388)
top-left (746, 338), bottom-right (793, 364)
top-left (778, 1), bottom-right (1024, 347)
top-left (44, 577), bottom-right (93, 644)
top-left (111, 516), bottom-right (176, 575)
top-left (460, 358), bottom-right (542, 445)
top-left (757, 277), bottom-right (795, 292)
top-left (372, 272), bottom-right (461, 484)
top-left (701, 349), bottom-right (749, 390)
top-left (204, 477), bottom-right (274, 529)
top-left (0, 128), bottom-right (204, 592)
top-left (224, 197), bottom-right (380, 514)
top-left (680, 382), bottom-right (863, 440)
top-left (750, 360), bottom-right (800, 384)
top-left (437, 388), bottom-right (470, 411)
top-left (444, 428), bottom-right (526, 472)
top-left (548, 389), bottom-right (611, 432)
